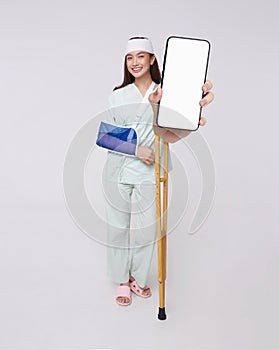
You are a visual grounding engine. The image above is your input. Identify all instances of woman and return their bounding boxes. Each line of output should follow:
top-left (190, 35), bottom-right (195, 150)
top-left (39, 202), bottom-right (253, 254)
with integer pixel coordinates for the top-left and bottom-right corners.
top-left (104, 37), bottom-right (214, 306)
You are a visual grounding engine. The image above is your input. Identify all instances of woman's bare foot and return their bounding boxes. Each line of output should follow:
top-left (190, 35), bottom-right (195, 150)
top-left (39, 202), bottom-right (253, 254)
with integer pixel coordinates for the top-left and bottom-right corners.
top-left (129, 275), bottom-right (151, 297)
top-left (116, 282), bottom-right (130, 304)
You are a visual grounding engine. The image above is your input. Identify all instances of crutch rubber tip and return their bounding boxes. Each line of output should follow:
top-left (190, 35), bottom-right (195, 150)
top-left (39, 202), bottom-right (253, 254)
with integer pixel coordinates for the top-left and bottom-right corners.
top-left (158, 307), bottom-right (167, 320)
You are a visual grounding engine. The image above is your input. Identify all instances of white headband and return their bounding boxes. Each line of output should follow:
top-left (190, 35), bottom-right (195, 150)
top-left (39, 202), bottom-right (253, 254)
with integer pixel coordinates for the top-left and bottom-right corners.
top-left (124, 38), bottom-right (154, 56)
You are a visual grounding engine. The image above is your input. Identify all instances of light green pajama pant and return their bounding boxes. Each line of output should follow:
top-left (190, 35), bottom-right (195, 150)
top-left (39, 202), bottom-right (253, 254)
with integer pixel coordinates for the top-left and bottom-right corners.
top-left (104, 181), bottom-right (157, 288)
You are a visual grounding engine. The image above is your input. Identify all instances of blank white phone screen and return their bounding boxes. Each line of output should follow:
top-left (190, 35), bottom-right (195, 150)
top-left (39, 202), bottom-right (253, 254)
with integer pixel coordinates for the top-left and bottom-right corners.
top-left (157, 36), bottom-right (210, 131)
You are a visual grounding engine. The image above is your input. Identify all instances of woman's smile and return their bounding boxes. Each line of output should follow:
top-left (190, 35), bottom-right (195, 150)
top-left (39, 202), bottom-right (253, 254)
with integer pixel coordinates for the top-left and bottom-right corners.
top-left (132, 67), bottom-right (143, 73)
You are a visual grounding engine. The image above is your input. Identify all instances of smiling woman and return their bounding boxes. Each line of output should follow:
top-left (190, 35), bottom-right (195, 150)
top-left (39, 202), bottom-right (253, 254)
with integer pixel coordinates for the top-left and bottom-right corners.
top-left (103, 36), bottom-right (214, 308)
top-left (113, 37), bottom-right (161, 91)
top-left (104, 37), bottom-right (164, 307)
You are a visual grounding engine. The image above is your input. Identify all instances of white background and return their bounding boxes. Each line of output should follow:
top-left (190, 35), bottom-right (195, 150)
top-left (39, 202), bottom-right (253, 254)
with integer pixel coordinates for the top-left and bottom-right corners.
top-left (0, 0), bottom-right (278, 349)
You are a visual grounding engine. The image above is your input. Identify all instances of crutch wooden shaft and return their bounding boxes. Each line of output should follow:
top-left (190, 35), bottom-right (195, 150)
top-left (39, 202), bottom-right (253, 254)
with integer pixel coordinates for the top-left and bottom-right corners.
top-left (155, 135), bottom-right (162, 282)
top-left (155, 136), bottom-right (168, 320)
top-left (162, 141), bottom-right (168, 278)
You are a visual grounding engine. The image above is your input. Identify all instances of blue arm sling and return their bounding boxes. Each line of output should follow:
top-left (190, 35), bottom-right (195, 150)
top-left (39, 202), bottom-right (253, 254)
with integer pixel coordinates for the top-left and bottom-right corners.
top-left (96, 81), bottom-right (156, 156)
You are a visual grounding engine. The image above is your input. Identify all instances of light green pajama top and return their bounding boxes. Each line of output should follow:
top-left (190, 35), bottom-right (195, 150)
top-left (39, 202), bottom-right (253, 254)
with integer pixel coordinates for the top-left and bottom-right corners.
top-left (104, 81), bottom-right (172, 185)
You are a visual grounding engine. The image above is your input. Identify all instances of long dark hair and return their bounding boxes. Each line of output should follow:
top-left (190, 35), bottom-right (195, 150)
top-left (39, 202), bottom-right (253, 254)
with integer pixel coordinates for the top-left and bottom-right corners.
top-left (113, 37), bottom-right (161, 91)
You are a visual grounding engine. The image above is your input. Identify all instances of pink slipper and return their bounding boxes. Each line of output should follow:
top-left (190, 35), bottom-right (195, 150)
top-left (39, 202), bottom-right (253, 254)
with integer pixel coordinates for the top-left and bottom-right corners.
top-left (116, 285), bottom-right (132, 306)
top-left (129, 280), bottom-right (152, 298)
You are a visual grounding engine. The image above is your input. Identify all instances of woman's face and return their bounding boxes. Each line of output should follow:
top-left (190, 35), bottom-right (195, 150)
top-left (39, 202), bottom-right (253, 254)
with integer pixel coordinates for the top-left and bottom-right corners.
top-left (126, 51), bottom-right (155, 79)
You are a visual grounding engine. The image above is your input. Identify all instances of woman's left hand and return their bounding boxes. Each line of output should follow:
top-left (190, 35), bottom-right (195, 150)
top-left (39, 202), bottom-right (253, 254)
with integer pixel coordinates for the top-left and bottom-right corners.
top-left (199, 80), bottom-right (214, 126)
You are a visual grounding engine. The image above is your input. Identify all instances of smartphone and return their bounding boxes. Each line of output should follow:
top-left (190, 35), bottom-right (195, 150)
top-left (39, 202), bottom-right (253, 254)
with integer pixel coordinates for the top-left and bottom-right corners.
top-left (156, 36), bottom-right (211, 131)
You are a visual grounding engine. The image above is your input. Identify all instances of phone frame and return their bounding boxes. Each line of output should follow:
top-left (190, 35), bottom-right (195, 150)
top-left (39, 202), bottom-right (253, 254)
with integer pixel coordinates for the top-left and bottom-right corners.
top-left (156, 35), bottom-right (211, 131)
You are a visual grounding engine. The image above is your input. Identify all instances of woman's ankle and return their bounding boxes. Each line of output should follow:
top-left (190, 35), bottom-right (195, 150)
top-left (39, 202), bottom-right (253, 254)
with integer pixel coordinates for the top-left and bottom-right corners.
top-left (120, 281), bottom-right (130, 286)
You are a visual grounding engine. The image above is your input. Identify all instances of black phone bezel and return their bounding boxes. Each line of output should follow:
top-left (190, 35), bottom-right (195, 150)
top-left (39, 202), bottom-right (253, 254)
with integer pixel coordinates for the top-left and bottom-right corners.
top-left (156, 35), bottom-right (211, 131)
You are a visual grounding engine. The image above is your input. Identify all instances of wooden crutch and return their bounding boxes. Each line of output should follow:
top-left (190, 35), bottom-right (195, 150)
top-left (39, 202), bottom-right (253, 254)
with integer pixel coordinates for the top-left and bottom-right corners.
top-left (155, 135), bottom-right (169, 320)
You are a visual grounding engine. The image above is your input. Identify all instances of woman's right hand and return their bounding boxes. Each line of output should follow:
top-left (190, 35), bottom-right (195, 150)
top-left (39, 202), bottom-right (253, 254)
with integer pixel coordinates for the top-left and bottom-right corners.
top-left (136, 146), bottom-right (155, 166)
